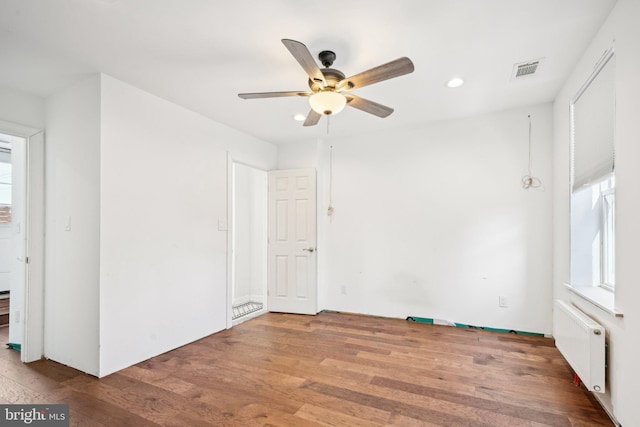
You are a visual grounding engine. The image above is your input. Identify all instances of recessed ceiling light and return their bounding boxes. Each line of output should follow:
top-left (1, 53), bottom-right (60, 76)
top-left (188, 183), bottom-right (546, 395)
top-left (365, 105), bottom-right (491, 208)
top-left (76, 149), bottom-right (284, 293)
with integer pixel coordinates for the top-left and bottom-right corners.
top-left (292, 113), bottom-right (306, 122)
top-left (446, 77), bottom-right (464, 88)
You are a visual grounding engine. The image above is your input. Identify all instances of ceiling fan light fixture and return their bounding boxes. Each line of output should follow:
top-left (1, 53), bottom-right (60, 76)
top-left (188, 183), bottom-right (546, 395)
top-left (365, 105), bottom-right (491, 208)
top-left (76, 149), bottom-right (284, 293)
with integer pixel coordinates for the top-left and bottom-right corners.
top-left (238, 39), bottom-right (415, 126)
top-left (309, 91), bottom-right (347, 115)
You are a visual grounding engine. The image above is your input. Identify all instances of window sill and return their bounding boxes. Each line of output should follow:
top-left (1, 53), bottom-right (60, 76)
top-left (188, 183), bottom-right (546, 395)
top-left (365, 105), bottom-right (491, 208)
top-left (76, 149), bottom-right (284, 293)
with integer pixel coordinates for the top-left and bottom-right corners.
top-left (564, 283), bottom-right (623, 318)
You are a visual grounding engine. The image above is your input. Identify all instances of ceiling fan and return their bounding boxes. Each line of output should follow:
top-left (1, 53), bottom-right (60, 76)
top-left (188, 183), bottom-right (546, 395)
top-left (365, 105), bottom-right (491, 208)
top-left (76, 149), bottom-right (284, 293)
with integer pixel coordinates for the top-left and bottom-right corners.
top-left (238, 39), bottom-right (415, 127)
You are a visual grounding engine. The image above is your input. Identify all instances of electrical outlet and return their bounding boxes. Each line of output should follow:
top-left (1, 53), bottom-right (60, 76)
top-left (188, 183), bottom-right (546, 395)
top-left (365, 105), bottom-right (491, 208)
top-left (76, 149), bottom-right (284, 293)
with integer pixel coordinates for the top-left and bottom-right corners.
top-left (499, 296), bottom-right (508, 308)
top-left (341, 285), bottom-right (347, 295)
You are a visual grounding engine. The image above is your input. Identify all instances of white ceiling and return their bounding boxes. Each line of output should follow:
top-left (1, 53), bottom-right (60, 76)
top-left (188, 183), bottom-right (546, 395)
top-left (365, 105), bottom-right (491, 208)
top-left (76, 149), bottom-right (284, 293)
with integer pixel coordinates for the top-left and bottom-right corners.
top-left (0, 0), bottom-right (616, 145)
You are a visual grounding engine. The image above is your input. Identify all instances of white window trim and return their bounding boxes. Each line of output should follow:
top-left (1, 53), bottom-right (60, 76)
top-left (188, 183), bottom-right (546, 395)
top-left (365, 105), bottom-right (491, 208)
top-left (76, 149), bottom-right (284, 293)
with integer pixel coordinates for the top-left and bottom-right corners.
top-left (564, 282), bottom-right (623, 318)
top-left (600, 186), bottom-right (615, 290)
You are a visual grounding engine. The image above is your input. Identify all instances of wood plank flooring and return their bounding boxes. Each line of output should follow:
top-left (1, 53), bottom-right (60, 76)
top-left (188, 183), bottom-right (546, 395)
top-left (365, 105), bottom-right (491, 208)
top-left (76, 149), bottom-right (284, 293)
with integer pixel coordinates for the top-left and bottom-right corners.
top-left (0, 312), bottom-right (613, 426)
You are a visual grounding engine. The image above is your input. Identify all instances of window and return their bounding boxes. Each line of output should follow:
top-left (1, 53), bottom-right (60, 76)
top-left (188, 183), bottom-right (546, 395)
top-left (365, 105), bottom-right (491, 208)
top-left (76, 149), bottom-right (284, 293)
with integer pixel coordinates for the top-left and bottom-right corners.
top-left (570, 47), bottom-right (615, 292)
top-left (600, 179), bottom-right (615, 290)
top-left (571, 177), bottom-right (615, 290)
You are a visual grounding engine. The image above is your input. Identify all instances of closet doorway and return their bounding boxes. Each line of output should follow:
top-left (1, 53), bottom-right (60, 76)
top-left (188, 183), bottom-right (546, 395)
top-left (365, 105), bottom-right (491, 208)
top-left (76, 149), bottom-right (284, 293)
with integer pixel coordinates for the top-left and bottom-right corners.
top-left (230, 162), bottom-right (268, 326)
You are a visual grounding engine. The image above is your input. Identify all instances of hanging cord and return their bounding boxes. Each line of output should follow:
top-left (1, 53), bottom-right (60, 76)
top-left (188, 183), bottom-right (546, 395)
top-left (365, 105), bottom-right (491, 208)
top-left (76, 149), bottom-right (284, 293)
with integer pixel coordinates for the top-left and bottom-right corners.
top-left (327, 145), bottom-right (334, 218)
top-left (522, 114), bottom-right (542, 189)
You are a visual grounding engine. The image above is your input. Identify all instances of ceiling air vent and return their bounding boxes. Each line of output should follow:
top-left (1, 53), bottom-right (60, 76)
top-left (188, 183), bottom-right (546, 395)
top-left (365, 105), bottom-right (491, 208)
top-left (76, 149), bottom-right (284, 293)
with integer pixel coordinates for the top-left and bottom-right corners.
top-left (511, 58), bottom-right (544, 80)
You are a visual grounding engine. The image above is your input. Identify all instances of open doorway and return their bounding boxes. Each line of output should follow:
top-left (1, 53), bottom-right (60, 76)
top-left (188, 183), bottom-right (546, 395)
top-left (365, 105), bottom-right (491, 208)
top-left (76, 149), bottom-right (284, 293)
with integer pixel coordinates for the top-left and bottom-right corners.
top-left (0, 123), bottom-right (44, 363)
top-left (230, 162), bottom-right (268, 326)
top-left (0, 132), bottom-right (27, 350)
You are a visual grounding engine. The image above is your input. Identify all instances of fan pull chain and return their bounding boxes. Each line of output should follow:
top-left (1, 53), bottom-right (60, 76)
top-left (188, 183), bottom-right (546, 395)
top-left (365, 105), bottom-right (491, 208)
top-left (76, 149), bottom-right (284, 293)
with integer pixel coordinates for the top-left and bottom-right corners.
top-left (327, 145), bottom-right (334, 218)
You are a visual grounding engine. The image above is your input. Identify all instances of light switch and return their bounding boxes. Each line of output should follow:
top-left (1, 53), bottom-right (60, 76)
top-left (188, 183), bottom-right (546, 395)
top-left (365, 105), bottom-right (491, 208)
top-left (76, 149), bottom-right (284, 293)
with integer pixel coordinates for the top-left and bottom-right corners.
top-left (218, 220), bottom-right (228, 231)
top-left (64, 216), bottom-right (71, 231)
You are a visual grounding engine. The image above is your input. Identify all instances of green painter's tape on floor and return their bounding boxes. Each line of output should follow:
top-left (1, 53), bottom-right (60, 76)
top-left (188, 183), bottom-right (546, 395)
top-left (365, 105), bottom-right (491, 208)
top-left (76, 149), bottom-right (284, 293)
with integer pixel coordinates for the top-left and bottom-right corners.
top-left (406, 317), bottom-right (434, 324)
top-left (6, 343), bottom-right (21, 351)
top-left (409, 318), bottom-right (544, 337)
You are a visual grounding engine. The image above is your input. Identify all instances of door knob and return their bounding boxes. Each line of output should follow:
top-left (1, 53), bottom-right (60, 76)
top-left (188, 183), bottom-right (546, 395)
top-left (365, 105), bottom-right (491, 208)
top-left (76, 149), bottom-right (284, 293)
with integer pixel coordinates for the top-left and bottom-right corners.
top-left (303, 247), bottom-right (315, 253)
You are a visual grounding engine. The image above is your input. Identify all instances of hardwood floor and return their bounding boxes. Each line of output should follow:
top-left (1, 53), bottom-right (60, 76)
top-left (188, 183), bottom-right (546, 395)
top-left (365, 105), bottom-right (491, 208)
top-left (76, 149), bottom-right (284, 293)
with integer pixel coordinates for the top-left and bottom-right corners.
top-left (0, 312), bottom-right (612, 426)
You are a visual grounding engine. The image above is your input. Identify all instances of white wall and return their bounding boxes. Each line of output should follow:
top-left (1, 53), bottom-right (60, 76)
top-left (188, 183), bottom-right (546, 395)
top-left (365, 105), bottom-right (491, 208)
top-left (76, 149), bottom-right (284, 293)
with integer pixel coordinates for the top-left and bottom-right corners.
top-left (553, 0), bottom-right (640, 423)
top-left (233, 163), bottom-right (267, 305)
top-left (277, 139), bottom-right (319, 170)
top-left (0, 86), bottom-right (45, 130)
top-left (99, 75), bottom-right (276, 376)
top-left (279, 105), bottom-right (554, 334)
top-left (233, 163), bottom-right (252, 303)
top-left (41, 72), bottom-right (277, 377)
top-left (248, 169), bottom-right (268, 300)
top-left (44, 75), bottom-right (101, 375)
top-left (327, 105), bottom-right (553, 333)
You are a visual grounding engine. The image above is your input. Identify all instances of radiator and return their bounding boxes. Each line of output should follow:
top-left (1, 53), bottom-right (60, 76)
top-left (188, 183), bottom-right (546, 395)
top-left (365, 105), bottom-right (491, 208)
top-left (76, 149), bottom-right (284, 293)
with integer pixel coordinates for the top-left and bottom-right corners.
top-left (554, 300), bottom-right (605, 393)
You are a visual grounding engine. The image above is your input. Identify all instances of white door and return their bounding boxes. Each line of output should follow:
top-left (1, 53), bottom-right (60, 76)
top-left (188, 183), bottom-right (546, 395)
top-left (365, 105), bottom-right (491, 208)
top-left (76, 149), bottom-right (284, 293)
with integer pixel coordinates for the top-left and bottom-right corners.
top-left (23, 131), bottom-right (45, 362)
top-left (8, 136), bottom-right (26, 347)
top-left (268, 168), bottom-right (317, 315)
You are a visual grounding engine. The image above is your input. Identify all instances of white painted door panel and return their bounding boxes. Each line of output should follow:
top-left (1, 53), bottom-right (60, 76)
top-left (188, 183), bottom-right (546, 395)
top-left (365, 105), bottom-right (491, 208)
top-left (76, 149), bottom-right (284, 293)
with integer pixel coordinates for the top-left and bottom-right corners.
top-left (23, 131), bottom-right (45, 362)
top-left (268, 168), bottom-right (317, 314)
top-left (8, 137), bottom-right (26, 347)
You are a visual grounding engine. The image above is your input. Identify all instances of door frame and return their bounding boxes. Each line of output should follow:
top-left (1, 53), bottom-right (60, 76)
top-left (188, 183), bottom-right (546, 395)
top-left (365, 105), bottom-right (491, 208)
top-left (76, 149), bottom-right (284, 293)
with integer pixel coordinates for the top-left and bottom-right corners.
top-left (0, 119), bottom-right (45, 363)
